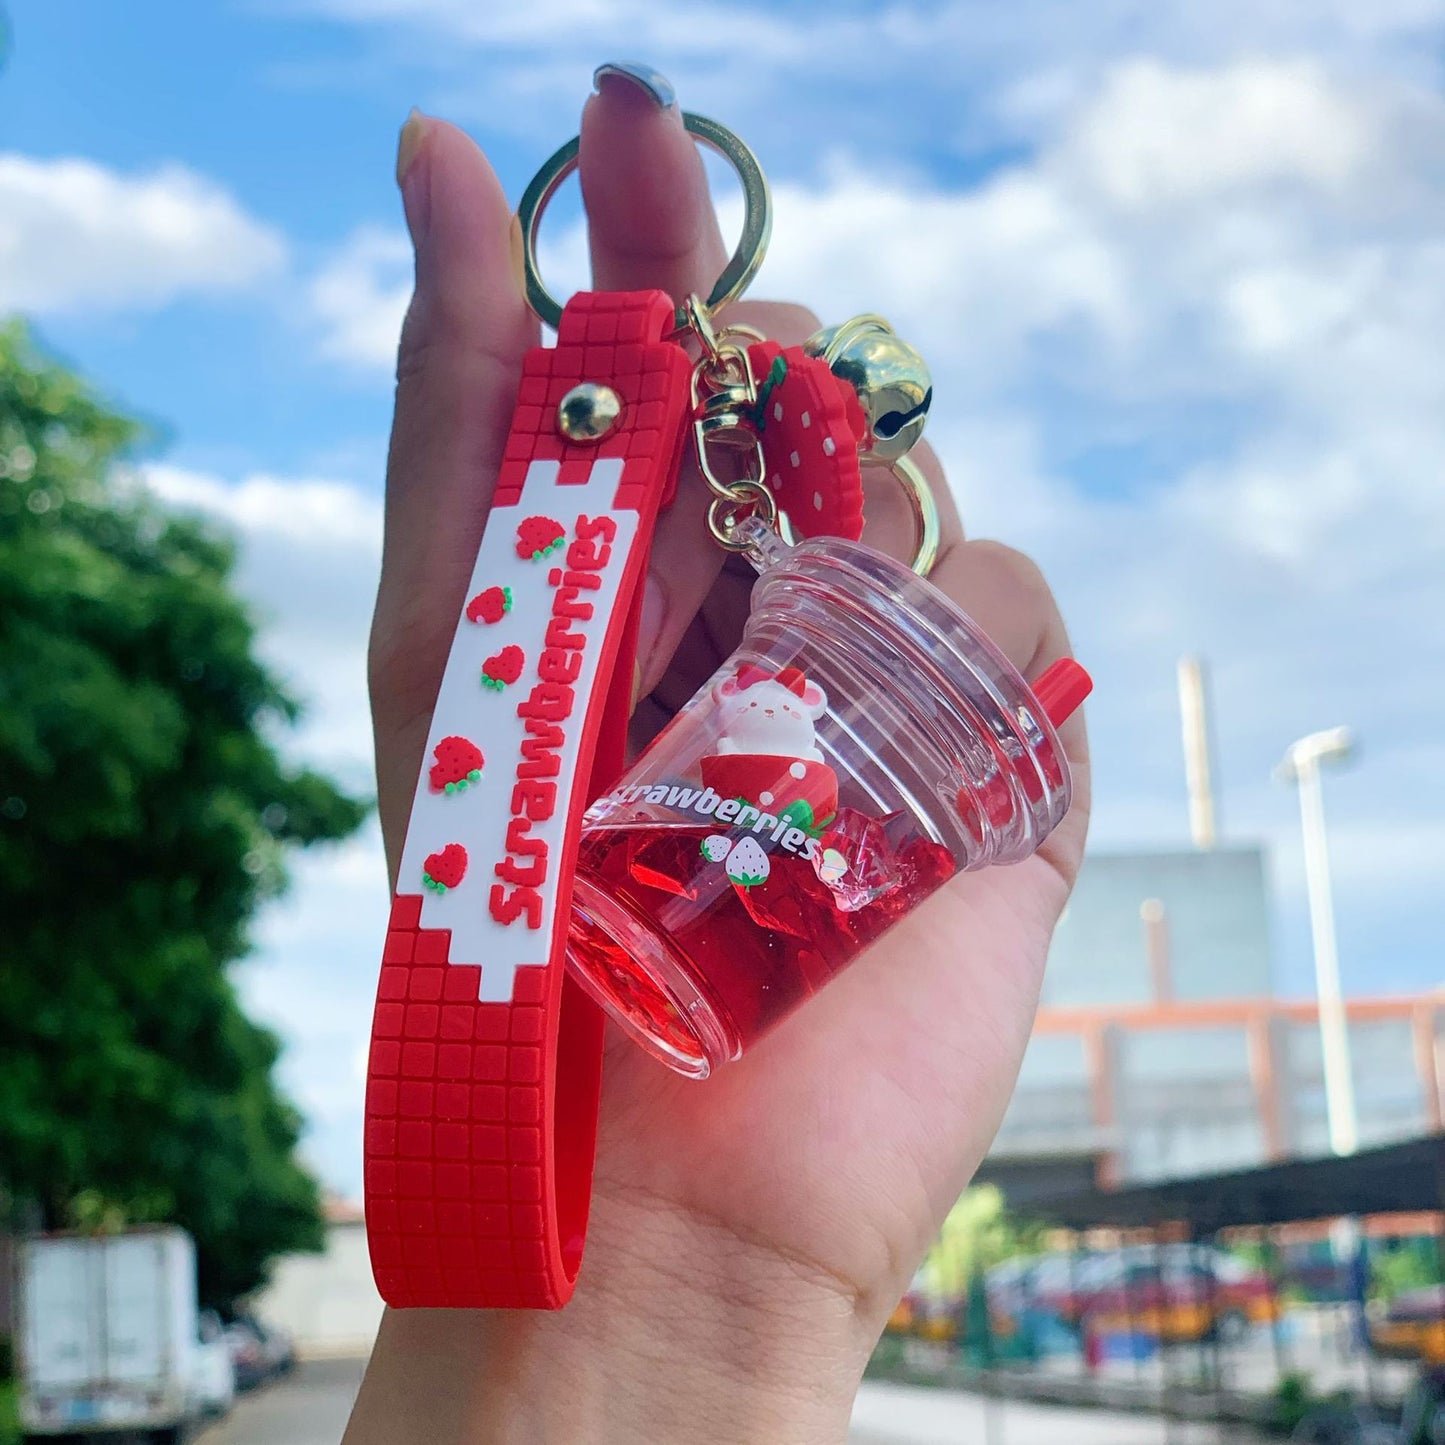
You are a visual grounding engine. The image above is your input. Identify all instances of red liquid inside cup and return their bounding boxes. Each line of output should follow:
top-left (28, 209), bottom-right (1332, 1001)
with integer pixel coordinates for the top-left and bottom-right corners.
top-left (570, 816), bottom-right (955, 1070)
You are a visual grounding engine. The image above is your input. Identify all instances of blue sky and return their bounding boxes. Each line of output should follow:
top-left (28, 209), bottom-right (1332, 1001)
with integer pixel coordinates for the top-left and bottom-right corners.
top-left (6, 0), bottom-right (1444, 1195)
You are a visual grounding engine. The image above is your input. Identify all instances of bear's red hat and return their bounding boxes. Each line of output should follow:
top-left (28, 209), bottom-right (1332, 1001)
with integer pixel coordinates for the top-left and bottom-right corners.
top-left (733, 664), bottom-right (808, 699)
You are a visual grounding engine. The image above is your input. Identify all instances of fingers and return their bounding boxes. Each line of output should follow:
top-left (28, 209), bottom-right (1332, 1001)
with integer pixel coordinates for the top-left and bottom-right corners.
top-left (930, 537), bottom-right (1088, 751)
top-left (930, 539), bottom-right (1066, 678)
top-left (369, 114), bottom-right (539, 869)
top-left (581, 72), bottom-right (728, 301)
top-left (928, 538), bottom-right (1091, 859)
top-left (859, 440), bottom-right (962, 566)
top-left (581, 73), bottom-right (739, 701)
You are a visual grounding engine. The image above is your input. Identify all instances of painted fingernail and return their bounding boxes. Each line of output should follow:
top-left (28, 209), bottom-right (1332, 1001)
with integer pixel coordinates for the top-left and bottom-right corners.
top-left (593, 62), bottom-right (677, 110)
top-left (396, 109), bottom-right (432, 243)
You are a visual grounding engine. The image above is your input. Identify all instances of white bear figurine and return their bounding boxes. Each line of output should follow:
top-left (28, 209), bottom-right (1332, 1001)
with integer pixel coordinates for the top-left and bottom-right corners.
top-left (712, 665), bottom-right (828, 762)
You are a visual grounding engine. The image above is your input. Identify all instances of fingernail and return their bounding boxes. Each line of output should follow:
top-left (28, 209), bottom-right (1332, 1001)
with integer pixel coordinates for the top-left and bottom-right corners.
top-left (396, 108), bottom-right (430, 187)
top-left (593, 62), bottom-right (677, 110)
top-left (396, 109), bottom-right (432, 242)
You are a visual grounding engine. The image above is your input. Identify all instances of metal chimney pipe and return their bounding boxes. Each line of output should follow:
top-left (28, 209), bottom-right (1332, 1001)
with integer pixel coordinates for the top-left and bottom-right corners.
top-left (1177, 655), bottom-right (1218, 849)
top-left (1141, 898), bottom-right (1173, 1004)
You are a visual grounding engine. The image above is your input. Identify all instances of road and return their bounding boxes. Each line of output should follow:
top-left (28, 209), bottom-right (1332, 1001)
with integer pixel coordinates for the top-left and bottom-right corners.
top-left (197, 1359), bottom-right (363, 1445)
top-left (201, 1359), bottom-right (1248, 1444)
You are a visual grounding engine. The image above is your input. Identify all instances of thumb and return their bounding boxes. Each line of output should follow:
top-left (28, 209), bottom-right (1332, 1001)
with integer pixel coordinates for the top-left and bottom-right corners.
top-left (370, 112), bottom-right (539, 872)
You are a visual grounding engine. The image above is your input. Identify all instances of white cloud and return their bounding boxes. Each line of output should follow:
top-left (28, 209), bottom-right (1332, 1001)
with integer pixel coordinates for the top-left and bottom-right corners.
top-left (0, 154), bottom-right (286, 315)
top-left (1068, 58), bottom-right (1374, 207)
top-left (288, 0), bottom-right (1445, 162)
top-left (144, 463), bottom-right (383, 552)
top-left (139, 464), bottom-right (382, 774)
top-left (307, 225), bottom-right (413, 369)
top-left (730, 56), bottom-right (1445, 1002)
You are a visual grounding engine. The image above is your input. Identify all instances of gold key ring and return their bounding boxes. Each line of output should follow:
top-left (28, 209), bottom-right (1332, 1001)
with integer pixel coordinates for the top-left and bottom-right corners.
top-left (515, 113), bottom-right (772, 332)
top-left (891, 453), bottom-right (942, 578)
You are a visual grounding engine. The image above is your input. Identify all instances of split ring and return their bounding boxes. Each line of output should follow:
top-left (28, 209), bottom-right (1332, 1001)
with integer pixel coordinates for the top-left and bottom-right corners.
top-left (515, 113), bottom-right (772, 332)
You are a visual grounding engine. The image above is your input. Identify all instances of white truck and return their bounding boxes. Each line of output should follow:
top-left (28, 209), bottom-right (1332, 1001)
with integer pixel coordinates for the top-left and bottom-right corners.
top-left (17, 1226), bottom-right (232, 1442)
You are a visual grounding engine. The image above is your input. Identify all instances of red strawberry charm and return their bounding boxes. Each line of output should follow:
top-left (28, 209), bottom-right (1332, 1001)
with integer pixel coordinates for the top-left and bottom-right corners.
top-left (749, 339), bottom-right (868, 543)
top-left (516, 515), bottom-right (565, 561)
top-left (481, 644), bottom-right (525, 692)
top-left (423, 842), bottom-right (467, 894)
top-left (428, 736), bottom-right (484, 794)
top-left (465, 585), bottom-right (512, 625)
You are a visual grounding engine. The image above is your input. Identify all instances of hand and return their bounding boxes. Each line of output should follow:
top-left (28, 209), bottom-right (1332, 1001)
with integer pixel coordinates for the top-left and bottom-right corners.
top-left (350, 71), bottom-right (1090, 1445)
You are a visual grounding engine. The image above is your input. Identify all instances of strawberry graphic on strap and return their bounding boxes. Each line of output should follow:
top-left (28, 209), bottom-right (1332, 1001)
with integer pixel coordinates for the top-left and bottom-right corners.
top-left (466, 585), bottom-right (512, 625)
top-left (516, 515), bottom-right (565, 561)
top-left (422, 843), bottom-right (467, 893)
top-left (481, 644), bottom-right (525, 692)
top-left (749, 339), bottom-right (867, 543)
top-left (428, 736), bottom-right (484, 794)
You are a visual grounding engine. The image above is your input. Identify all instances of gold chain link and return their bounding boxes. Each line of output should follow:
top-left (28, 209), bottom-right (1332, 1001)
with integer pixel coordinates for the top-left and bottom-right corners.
top-left (683, 295), bottom-right (779, 551)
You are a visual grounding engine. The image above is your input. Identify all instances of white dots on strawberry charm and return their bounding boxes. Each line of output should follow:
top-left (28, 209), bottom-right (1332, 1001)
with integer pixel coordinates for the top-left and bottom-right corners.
top-left (748, 340), bottom-right (867, 543)
top-left (700, 835), bottom-right (732, 863)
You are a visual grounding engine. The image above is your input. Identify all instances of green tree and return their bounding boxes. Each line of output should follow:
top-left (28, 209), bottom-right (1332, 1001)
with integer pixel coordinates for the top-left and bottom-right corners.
top-left (0, 321), bottom-right (368, 1306)
top-left (919, 1185), bottom-right (1047, 1300)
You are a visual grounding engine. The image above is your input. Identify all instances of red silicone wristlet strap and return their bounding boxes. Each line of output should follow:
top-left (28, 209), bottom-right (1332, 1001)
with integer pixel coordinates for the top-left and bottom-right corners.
top-left (364, 291), bottom-right (691, 1308)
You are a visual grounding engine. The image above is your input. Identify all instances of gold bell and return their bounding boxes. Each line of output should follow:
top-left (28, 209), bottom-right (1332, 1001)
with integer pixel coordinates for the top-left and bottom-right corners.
top-left (802, 315), bottom-right (931, 463)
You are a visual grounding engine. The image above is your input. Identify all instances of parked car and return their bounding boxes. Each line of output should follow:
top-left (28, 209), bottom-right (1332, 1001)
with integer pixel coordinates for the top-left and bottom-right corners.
top-left (1084, 1253), bottom-right (1275, 1342)
top-left (1370, 1284), bottom-right (1445, 1363)
top-left (885, 1266), bottom-right (966, 1343)
top-left (194, 1311), bottom-right (237, 1417)
top-left (990, 1245), bottom-right (1277, 1345)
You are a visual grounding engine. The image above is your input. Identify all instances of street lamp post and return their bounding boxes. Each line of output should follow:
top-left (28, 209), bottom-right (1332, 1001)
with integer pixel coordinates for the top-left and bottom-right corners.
top-left (1276, 726), bottom-right (1358, 1157)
